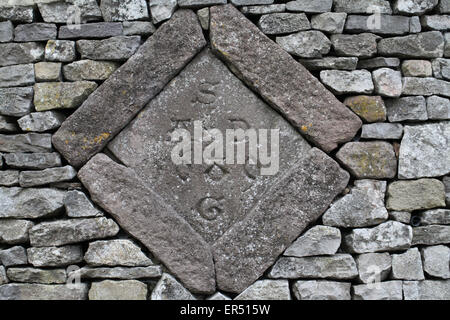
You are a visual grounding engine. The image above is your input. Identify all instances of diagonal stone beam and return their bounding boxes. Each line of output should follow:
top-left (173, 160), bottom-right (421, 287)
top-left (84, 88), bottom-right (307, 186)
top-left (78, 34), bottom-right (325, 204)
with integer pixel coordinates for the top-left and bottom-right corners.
top-left (209, 4), bottom-right (362, 153)
top-left (53, 9), bottom-right (206, 168)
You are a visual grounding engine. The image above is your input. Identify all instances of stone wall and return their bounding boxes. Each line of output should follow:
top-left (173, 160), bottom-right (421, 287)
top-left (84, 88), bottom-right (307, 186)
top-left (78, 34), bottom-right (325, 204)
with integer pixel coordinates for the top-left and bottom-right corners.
top-left (0, 0), bottom-right (449, 300)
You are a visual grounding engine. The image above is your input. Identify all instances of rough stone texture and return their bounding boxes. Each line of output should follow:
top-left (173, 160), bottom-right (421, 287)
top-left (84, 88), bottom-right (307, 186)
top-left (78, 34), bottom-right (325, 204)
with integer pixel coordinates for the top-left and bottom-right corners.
top-left (322, 180), bottom-right (388, 228)
top-left (356, 252), bottom-right (391, 284)
top-left (58, 22), bottom-right (123, 39)
top-left (403, 280), bottom-right (450, 300)
top-left (29, 217), bottom-right (119, 247)
top-left (100, 0), bottom-right (149, 22)
top-left (276, 31), bottom-right (331, 58)
top-left (235, 280), bottom-right (291, 300)
top-left (34, 62), bottom-right (61, 82)
top-left (64, 190), bottom-right (102, 218)
top-left (0, 6), bottom-right (34, 23)
top-left (412, 225), bottom-right (450, 245)
top-left (361, 123), bottom-right (403, 140)
top-left (421, 245), bottom-right (450, 279)
top-left (0, 283), bottom-right (88, 300)
top-left (320, 70), bottom-right (374, 94)
top-left (27, 245), bottom-right (83, 267)
top-left (6, 268), bottom-right (66, 284)
top-left (232, 0), bottom-right (274, 5)
top-left (3, 152), bottom-right (61, 170)
top-left (18, 111), bottom-right (66, 133)
top-left (311, 12), bottom-right (347, 34)
top-left (0, 64), bottom-right (35, 88)
top-left (241, 4), bottom-right (286, 15)
top-left (285, 0), bottom-right (332, 13)
top-left (331, 33), bottom-right (379, 58)
top-left (0, 21), bottom-right (13, 43)
top-left (69, 266), bottom-right (162, 280)
top-left (19, 166), bottom-right (77, 188)
top-left (197, 7), bottom-right (210, 30)
top-left (84, 240), bottom-right (152, 267)
top-left (210, 4), bottom-right (361, 153)
top-left (0, 187), bottom-right (65, 218)
top-left (432, 58), bottom-right (450, 80)
top-left (344, 221), bottom-right (413, 253)
top-left (53, 10), bottom-right (206, 168)
top-left (402, 60), bottom-right (433, 77)
top-left (88, 280), bottom-right (147, 300)
top-left (123, 21), bottom-right (156, 35)
top-left (258, 13), bottom-right (310, 35)
top-left (391, 248), bottom-right (425, 280)
top-left (421, 209), bottom-right (450, 225)
top-left (37, 0), bottom-right (102, 23)
top-left (0, 116), bottom-right (18, 133)
top-left (0, 134), bottom-right (52, 153)
top-left (45, 40), bottom-right (76, 62)
top-left (334, 0), bottom-right (392, 14)
top-left (378, 32), bottom-right (444, 58)
top-left (446, 33), bottom-right (450, 57)
top-left (389, 211), bottom-right (412, 224)
top-left (149, 0), bottom-right (177, 24)
top-left (394, 0), bottom-right (438, 15)
top-left (440, 0), bottom-right (450, 13)
top-left (0, 42), bottom-right (44, 67)
top-left (0, 171), bottom-right (19, 186)
top-left (63, 60), bottom-right (119, 81)
top-left (0, 219), bottom-right (34, 245)
top-left (357, 57), bottom-right (401, 69)
top-left (386, 96), bottom-right (428, 122)
top-left (353, 281), bottom-right (403, 300)
top-left (299, 57), bottom-right (358, 71)
top-left (0, 246), bottom-right (27, 267)
top-left (0, 266), bottom-right (7, 285)
top-left (402, 77), bottom-right (450, 98)
top-left (293, 280), bottom-right (351, 300)
top-left (284, 226), bottom-right (341, 257)
top-left (207, 292), bottom-right (231, 300)
top-left (0, 87), bottom-right (33, 117)
top-left (445, 176), bottom-right (450, 206)
top-left (345, 15), bottom-right (410, 35)
top-left (76, 36), bottom-right (141, 61)
top-left (14, 23), bottom-right (56, 42)
top-left (398, 123), bottom-right (450, 179)
top-left (344, 95), bottom-right (387, 122)
top-left (34, 82), bottom-right (98, 111)
top-left (269, 254), bottom-right (358, 280)
top-left (178, 0), bottom-right (226, 8)
top-left (372, 68), bottom-right (403, 97)
top-left (151, 273), bottom-right (195, 300)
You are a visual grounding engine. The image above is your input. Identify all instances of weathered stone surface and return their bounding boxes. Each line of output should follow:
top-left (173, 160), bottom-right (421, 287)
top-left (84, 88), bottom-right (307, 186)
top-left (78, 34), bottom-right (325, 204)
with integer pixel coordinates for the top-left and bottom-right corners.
top-left (64, 190), bottom-right (102, 218)
top-left (241, 4), bottom-right (286, 15)
top-left (207, 292), bottom-right (231, 300)
top-left (210, 4), bottom-right (361, 152)
top-left (357, 57), bottom-right (401, 69)
top-left (394, 0), bottom-right (438, 15)
top-left (361, 123), bottom-right (403, 139)
top-left (258, 13), bottom-right (310, 35)
top-left (432, 58), bottom-right (450, 80)
top-left (410, 16), bottom-right (422, 32)
top-left (29, 217), bottom-right (119, 247)
top-left (391, 248), bottom-right (425, 280)
top-left (53, 10), bottom-right (206, 168)
top-left (100, 0), bottom-right (149, 22)
top-left (311, 12), bottom-right (346, 34)
top-left (0, 42), bottom-right (44, 67)
top-left (276, 31), bottom-right (331, 58)
top-left (19, 166), bottom-right (76, 188)
top-left (356, 252), bottom-right (391, 284)
top-left (151, 273), bottom-right (195, 300)
top-left (84, 240), bottom-right (152, 267)
top-left (389, 211), bottom-right (412, 224)
top-left (38, 0), bottom-right (102, 23)
top-left (0, 219), bottom-right (34, 244)
top-left (285, 0), bottom-right (332, 13)
top-left (334, 0), bottom-right (392, 14)
top-left (402, 77), bottom-right (450, 97)
top-left (6, 268), bottom-right (66, 284)
top-left (440, 0), bottom-right (450, 13)
top-left (232, 0), bottom-right (274, 5)
top-left (378, 32), bottom-right (444, 58)
top-left (0, 115), bottom-right (17, 133)
top-left (69, 266), bottom-right (162, 280)
top-left (385, 96), bottom-right (428, 122)
top-left (0, 246), bottom-right (27, 267)
top-left (284, 226), bottom-right (341, 257)
top-left (421, 209), bottom-right (450, 225)
top-left (89, 280), bottom-right (147, 300)
top-left (27, 245), bottom-right (83, 267)
top-left (346, 15), bottom-right (410, 35)
top-left (399, 123), bottom-right (450, 179)
top-left (387, 179), bottom-right (446, 211)
top-left (0, 133), bottom-right (52, 153)
top-left (4, 152), bottom-right (61, 170)
top-left (402, 59), bottom-right (433, 77)
top-left (0, 64), bottom-right (35, 88)
top-left (0, 266), bottom-right (7, 285)
top-left (344, 95), bottom-right (386, 122)
top-left (293, 280), bottom-right (351, 300)
top-left (178, 0), bottom-right (226, 8)
top-left (14, 23), bottom-right (56, 42)
top-left (445, 176), bottom-right (450, 206)
top-left (235, 280), bottom-right (291, 300)
top-left (404, 280), bottom-right (450, 300)
top-left (421, 245), bottom-right (450, 279)
top-left (344, 221), bottom-right (412, 253)
top-left (299, 57), bottom-right (358, 70)
top-left (331, 33), bottom-right (379, 58)
top-left (0, 283), bottom-right (88, 300)
top-left (63, 60), bottom-right (119, 81)
top-left (58, 22), bottom-right (123, 39)
top-left (323, 180), bottom-right (388, 227)
top-left (197, 7), bottom-right (210, 30)
top-left (372, 68), bottom-right (402, 97)
top-left (149, 0), bottom-right (177, 24)
top-left (0, 171), bottom-right (19, 186)
top-left (353, 281), bottom-right (403, 300)
top-left (45, 40), bottom-right (76, 62)
top-left (269, 254), bottom-right (358, 280)
top-left (336, 142), bottom-right (396, 179)
top-left (0, 5), bottom-right (34, 23)
top-left (34, 81), bottom-right (98, 111)
top-left (18, 111), bottom-right (65, 132)
top-left (412, 225), bottom-right (450, 245)
top-left (34, 62), bottom-right (61, 82)
top-left (446, 32), bottom-right (450, 57)
top-left (0, 87), bottom-right (33, 117)
top-left (122, 21), bottom-right (156, 35)
top-left (320, 70), bottom-right (374, 94)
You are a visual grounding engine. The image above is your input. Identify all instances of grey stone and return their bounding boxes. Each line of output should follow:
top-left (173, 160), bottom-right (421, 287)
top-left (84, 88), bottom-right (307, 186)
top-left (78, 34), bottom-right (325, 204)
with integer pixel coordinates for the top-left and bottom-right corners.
top-left (258, 13), bottom-right (310, 35)
top-left (440, 0), bottom-right (450, 13)
top-left (0, 187), bottom-right (65, 218)
top-left (336, 141), bottom-right (397, 179)
top-left (151, 273), bottom-right (195, 300)
top-left (29, 217), bottom-right (119, 247)
top-left (402, 77), bottom-right (450, 97)
top-left (197, 7), bottom-right (209, 30)
top-left (344, 95), bottom-right (387, 122)
top-left (64, 190), bottom-right (103, 218)
top-left (53, 10), bottom-right (206, 168)
top-left (241, 4), bottom-right (286, 15)
top-left (38, 0), bottom-right (102, 23)
top-left (59, 22), bottom-right (123, 39)
top-left (232, 0), bottom-right (274, 5)
top-left (0, 283), bottom-right (88, 300)
top-left (19, 166), bottom-right (77, 188)
top-left (0, 64), bottom-right (35, 88)
top-left (269, 254), bottom-right (358, 280)
top-left (361, 123), bottom-right (403, 139)
top-left (410, 16), bottom-right (422, 32)
top-left (412, 225), bottom-right (450, 245)
top-left (84, 240), bottom-right (152, 267)
top-left (356, 252), bottom-right (391, 284)
top-left (0, 6), bottom-right (34, 23)
top-left (276, 31), bottom-right (331, 58)
top-left (284, 226), bottom-right (341, 257)
top-left (421, 245), bottom-right (450, 278)
top-left (0, 42), bottom-right (44, 67)
top-left (207, 292), bottom-right (231, 300)
top-left (285, 0), bottom-right (332, 13)
top-left (421, 15), bottom-right (450, 30)
top-left (432, 58), bottom-right (450, 80)
top-left (0, 87), bottom-right (33, 117)
top-left (345, 15), bottom-right (410, 35)
top-left (18, 111), bottom-right (66, 132)
top-left (353, 281), bottom-right (403, 300)
top-left (210, 4), bottom-right (361, 152)
top-left (421, 209), bottom-right (450, 225)
top-left (394, 0), bottom-right (438, 15)
top-left (178, 0), bottom-right (226, 8)
top-left (0, 266), bottom-right (7, 285)
top-left (76, 36), bottom-right (141, 61)
top-left (445, 176), bottom-right (450, 206)
top-left (0, 171), bottom-right (19, 186)
top-left (299, 57), bottom-right (358, 71)
top-left (323, 180), bottom-right (388, 227)
top-left (320, 70), bottom-right (374, 94)
top-left (4, 152), bottom-right (61, 170)
top-left (100, 0), bottom-right (149, 22)
top-left (311, 12), bottom-right (347, 34)
top-left (391, 248), bottom-right (425, 280)
top-left (389, 211), bottom-right (412, 224)
top-left (334, 0), bottom-right (392, 14)
top-left (149, 0), bottom-right (177, 24)
top-left (27, 245), bottom-right (83, 267)
top-left (63, 60), bottom-right (119, 81)
top-left (378, 32), bottom-right (444, 58)
top-left (0, 246), bottom-right (27, 267)
top-left (34, 62), bottom-right (62, 82)
top-left (446, 33), bottom-right (450, 57)
top-left (89, 280), bottom-right (147, 300)
top-left (372, 68), bottom-right (402, 97)
top-left (387, 179), bottom-right (446, 212)
top-left (402, 59), bottom-right (433, 77)
top-left (357, 57), bottom-right (401, 69)
top-left (122, 21), bottom-right (155, 35)
top-left (331, 33), bottom-right (379, 58)
top-left (404, 280), bottom-right (450, 300)
top-left (0, 133), bottom-right (52, 153)
top-left (69, 266), bottom-right (162, 280)
top-left (293, 280), bottom-right (351, 300)
top-left (34, 81), bottom-right (98, 111)
top-left (0, 219), bottom-right (33, 244)
top-left (0, 116), bottom-right (18, 133)
top-left (344, 221), bottom-right (413, 253)
top-left (45, 40), bottom-right (76, 62)
top-left (385, 96), bottom-right (428, 122)
top-left (6, 268), bottom-right (66, 284)
top-left (235, 280), bottom-right (291, 300)
top-left (14, 23), bottom-right (56, 42)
